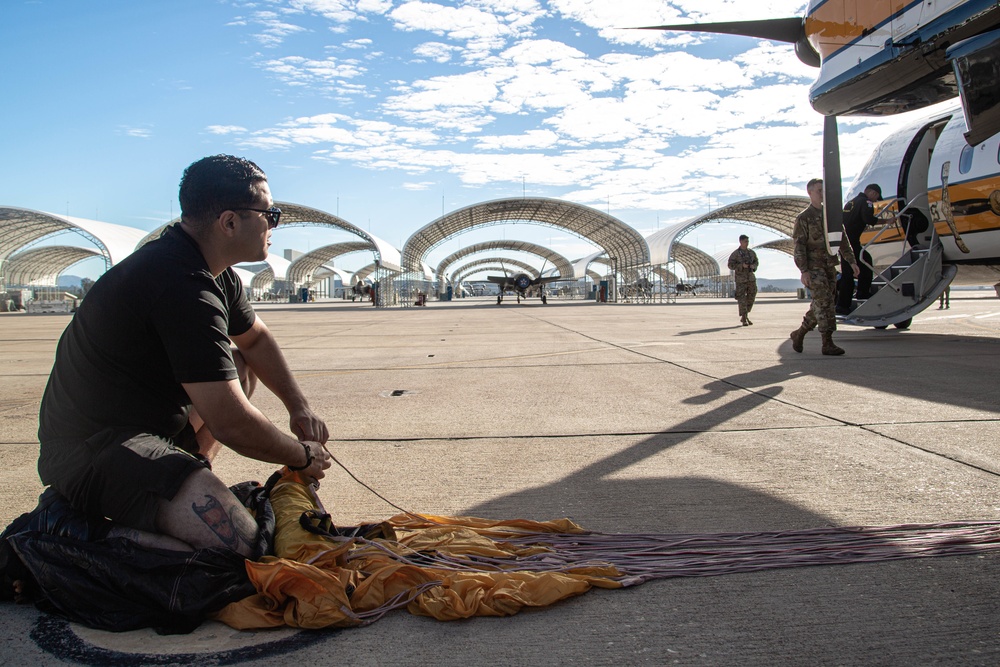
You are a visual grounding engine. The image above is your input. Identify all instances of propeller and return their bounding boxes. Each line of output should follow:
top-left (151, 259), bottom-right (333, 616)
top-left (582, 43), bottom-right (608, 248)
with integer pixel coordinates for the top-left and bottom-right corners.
top-left (823, 115), bottom-right (844, 256)
top-left (632, 17), bottom-right (819, 67)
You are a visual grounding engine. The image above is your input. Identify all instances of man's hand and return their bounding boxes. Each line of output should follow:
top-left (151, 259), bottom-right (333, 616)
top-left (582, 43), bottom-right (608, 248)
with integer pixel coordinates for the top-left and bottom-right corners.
top-left (851, 263), bottom-right (861, 277)
top-left (297, 440), bottom-right (333, 484)
top-left (290, 406), bottom-right (329, 444)
top-left (800, 271), bottom-right (811, 288)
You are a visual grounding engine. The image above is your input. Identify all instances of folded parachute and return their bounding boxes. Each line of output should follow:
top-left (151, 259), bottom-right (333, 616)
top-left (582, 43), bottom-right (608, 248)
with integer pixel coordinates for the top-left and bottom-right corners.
top-left (6, 469), bottom-right (1000, 634)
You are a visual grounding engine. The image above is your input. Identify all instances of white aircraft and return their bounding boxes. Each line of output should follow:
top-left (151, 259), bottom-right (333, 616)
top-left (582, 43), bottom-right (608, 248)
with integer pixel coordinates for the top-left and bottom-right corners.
top-left (644, 1), bottom-right (1000, 328)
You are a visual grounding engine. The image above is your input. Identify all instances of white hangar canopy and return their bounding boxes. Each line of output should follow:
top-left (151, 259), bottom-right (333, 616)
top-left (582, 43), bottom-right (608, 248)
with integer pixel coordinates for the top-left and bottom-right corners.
top-left (646, 197), bottom-right (809, 266)
top-left (436, 240), bottom-right (574, 288)
top-left (403, 197), bottom-right (649, 277)
top-left (0, 207), bottom-right (150, 288)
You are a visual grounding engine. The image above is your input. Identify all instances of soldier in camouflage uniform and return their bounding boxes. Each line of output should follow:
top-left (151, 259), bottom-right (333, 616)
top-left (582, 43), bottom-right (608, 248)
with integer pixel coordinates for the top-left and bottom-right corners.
top-left (790, 178), bottom-right (859, 356)
top-left (727, 234), bottom-right (759, 326)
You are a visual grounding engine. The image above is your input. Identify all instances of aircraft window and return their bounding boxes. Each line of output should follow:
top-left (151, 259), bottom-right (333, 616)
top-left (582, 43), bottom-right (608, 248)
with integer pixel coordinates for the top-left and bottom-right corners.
top-left (959, 143), bottom-right (974, 174)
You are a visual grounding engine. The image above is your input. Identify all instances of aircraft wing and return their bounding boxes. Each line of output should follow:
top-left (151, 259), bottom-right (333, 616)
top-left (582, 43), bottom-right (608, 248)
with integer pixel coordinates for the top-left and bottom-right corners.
top-left (485, 276), bottom-right (509, 285)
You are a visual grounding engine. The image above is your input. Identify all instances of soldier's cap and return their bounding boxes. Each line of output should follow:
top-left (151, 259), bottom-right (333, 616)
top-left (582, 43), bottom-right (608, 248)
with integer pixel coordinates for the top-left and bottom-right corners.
top-left (864, 184), bottom-right (882, 198)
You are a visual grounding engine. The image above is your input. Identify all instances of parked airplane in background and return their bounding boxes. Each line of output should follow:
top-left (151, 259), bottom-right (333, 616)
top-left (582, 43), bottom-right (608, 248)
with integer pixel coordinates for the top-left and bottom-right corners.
top-left (644, 1), bottom-right (1000, 329)
top-left (487, 263), bottom-right (561, 304)
top-left (674, 281), bottom-right (703, 295)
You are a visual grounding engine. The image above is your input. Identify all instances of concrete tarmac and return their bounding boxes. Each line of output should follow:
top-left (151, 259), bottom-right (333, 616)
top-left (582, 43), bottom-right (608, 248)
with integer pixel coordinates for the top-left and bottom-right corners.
top-left (1, 293), bottom-right (999, 666)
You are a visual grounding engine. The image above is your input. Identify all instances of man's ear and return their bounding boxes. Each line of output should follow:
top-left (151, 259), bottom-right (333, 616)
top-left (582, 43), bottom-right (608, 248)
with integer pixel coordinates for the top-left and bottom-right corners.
top-left (216, 210), bottom-right (240, 236)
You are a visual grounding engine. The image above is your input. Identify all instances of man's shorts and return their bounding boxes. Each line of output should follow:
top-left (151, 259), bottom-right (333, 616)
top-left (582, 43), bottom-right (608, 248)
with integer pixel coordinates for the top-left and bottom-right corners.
top-left (47, 431), bottom-right (209, 533)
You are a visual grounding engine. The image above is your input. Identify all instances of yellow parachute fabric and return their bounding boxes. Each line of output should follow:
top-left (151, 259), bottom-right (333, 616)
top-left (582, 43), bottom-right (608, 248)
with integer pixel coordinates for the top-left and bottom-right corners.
top-left (212, 474), bottom-right (623, 629)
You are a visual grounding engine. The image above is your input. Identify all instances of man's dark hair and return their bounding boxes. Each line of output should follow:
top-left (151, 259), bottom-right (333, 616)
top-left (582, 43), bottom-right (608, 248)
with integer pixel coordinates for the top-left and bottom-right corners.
top-left (806, 178), bottom-right (823, 190)
top-left (864, 183), bottom-right (882, 199)
top-left (739, 234), bottom-right (749, 242)
top-left (179, 155), bottom-right (268, 225)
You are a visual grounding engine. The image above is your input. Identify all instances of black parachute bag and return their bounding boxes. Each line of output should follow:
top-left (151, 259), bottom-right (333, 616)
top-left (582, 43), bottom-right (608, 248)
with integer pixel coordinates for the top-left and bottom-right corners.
top-left (1, 478), bottom-right (275, 634)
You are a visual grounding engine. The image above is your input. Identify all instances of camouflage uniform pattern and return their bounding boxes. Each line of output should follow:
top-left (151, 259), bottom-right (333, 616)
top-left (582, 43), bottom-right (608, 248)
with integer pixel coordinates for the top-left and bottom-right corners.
top-left (793, 204), bottom-right (857, 333)
top-left (727, 247), bottom-right (759, 318)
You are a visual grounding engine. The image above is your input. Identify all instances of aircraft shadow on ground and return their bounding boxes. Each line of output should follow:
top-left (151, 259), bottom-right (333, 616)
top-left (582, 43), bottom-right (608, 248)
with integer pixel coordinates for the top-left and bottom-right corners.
top-left (681, 331), bottom-right (1000, 414)
top-left (463, 330), bottom-right (1000, 533)
top-left (464, 389), bottom-right (833, 534)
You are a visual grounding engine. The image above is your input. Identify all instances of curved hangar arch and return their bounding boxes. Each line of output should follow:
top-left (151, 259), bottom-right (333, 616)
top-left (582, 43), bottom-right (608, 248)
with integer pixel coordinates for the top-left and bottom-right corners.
top-left (402, 198), bottom-right (649, 300)
top-left (436, 240), bottom-right (574, 290)
top-left (4, 246), bottom-right (103, 287)
top-left (286, 241), bottom-right (374, 286)
top-left (754, 238), bottom-right (795, 256)
top-left (574, 242), bottom-right (716, 282)
top-left (0, 207), bottom-right (149, 289)
top-left (646, 196), bottom-right (808, 267)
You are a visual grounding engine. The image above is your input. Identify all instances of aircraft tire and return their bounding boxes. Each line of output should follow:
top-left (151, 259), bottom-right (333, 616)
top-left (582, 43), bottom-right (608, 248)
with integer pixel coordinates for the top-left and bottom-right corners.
top-left (893, 318), bottom-right (912, 330)
top-left (874, 325), bottom-right (888, 330)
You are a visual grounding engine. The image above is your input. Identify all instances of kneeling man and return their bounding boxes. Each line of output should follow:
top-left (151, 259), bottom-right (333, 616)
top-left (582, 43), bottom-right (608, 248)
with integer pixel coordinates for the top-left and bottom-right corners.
top-left (36, 155), bottom-right (332, 557)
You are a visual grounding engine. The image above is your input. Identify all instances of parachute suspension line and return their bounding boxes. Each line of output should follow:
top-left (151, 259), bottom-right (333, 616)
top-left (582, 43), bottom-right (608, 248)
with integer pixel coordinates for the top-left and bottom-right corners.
top-left (314, 448), bottom-right (1000, 586)
top-left (324, 445), bottom-right (440, 524)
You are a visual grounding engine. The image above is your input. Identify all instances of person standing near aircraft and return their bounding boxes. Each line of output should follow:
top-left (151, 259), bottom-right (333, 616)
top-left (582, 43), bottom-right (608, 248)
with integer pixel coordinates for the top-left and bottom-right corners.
top-left (728, 234), bottom-right (759, 326)
top-left (790, 178), bottom-right (860, 356)
top-left (836, 184), bottom-right (882, 314)
top-left (35, 154), bottom-right (332, 558)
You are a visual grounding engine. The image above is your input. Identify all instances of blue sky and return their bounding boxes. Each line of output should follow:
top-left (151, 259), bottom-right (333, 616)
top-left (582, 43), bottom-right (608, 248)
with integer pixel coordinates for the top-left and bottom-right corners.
top-left (3, 0), bottom-right (927, 280)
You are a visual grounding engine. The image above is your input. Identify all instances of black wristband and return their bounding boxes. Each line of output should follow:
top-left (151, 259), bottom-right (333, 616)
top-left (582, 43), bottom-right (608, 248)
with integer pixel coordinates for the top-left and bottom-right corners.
top-left (287, 441), bottom-right (314, 471)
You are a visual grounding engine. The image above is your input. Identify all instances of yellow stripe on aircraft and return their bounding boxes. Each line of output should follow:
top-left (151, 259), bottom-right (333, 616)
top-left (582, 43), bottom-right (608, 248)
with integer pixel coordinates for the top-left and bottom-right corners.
top-left (805, 0), bottom-right (899, 57)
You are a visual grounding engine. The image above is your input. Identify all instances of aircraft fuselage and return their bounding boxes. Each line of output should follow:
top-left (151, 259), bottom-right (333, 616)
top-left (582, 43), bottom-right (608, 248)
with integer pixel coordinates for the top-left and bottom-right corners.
top-left (854, 103), bottom-right (1000, 283)
top-left (806, 0), bottom-right (1000, 117)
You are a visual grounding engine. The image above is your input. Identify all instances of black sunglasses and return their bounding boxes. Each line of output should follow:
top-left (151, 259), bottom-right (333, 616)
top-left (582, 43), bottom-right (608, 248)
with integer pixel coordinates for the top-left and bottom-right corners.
top-left (233, 206), bottom-right (281, 229)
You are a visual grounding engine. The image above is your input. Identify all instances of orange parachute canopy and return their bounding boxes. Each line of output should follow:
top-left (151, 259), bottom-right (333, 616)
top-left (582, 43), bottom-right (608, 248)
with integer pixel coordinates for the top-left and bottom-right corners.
top-left (214, 471), bottom-right (1000, 630)
top-left (212, 473), bottom-right (622, 629)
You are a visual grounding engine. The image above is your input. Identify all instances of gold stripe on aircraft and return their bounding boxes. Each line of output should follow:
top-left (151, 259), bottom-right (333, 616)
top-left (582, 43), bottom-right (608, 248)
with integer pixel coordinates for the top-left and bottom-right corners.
top-left (805, 0), bottom-right (897, 57)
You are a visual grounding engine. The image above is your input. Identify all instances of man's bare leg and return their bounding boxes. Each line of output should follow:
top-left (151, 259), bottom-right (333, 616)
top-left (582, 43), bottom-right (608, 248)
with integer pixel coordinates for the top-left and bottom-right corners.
top-left (105, 525), bottom-right (194, 551)
top-left (155, 467), bottom-right (258, 558)
top-left (189, 349), bottom-right (257, 463)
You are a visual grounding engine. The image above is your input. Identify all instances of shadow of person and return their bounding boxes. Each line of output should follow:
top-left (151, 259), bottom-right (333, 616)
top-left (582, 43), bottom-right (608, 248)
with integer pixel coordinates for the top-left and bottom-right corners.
top-left (677, 325), bottom-right (746, 336)
top-left (681, 331), bottom-right (1000, 415)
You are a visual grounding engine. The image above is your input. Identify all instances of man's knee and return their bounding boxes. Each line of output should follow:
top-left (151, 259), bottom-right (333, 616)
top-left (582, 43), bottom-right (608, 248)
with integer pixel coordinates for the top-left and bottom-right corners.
top-left (156, 468), bottom-right (259, 558)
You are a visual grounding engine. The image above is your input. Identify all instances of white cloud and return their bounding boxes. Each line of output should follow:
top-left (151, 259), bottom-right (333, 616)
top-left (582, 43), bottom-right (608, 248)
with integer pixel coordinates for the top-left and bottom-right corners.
top-left (402, 181), bottom-right (438, 190)
top-left (474, 129), bottom-right (560, 150)
top-left (231, 0), bottom-right (917, 225)
top-left (413, 41), bottom-right (459, 63)
top-left (259, 55), bottom-right (367, 92)
top-left (344, 38), bottom-right (373, 48)
top-left (120, 126), bottom-right (153, 139)
top-left (246, 10), bottom-right (309, 46)
top-left (389, 0), bottom-right (545, 55)
top-left (206, 125), bottom-right (249, 135)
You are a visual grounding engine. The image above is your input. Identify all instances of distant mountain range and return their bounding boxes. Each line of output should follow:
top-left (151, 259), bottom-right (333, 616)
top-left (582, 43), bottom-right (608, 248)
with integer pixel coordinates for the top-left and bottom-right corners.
top-left (756, 278), bottom-right (802, 292)
top-left (57, 275), bottom-right (84, 288)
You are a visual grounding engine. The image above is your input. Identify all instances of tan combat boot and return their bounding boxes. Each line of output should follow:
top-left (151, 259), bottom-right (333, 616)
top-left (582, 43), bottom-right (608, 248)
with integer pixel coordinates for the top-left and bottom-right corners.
top-left (789, 326), bottom-right (808, 353)
top-left (821, 331), bottom-right (845, 356)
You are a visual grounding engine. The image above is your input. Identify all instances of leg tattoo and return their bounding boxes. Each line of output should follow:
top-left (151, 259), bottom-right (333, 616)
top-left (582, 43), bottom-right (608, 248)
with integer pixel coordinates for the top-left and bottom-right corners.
top-left (192, 495), bottom-right (256, 551)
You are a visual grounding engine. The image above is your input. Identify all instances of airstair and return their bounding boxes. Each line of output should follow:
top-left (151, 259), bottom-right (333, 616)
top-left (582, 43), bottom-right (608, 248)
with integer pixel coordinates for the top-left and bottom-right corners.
top-left (839, 225), bottom-right (956, 329)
